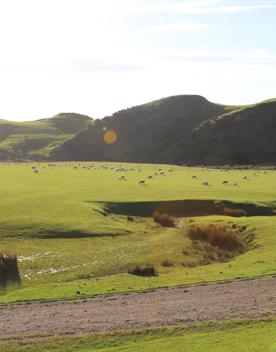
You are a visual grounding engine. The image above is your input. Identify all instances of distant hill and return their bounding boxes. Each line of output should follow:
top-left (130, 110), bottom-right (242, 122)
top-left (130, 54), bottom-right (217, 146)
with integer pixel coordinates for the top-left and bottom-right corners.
top-left (168, 99), bottom-right (276, 165)
top-left (51, 95), bottom-right (237, 162)
top-left (2, 96), bottom-right (276, 165)
top-left (0, 113), bottom-right (93, 160)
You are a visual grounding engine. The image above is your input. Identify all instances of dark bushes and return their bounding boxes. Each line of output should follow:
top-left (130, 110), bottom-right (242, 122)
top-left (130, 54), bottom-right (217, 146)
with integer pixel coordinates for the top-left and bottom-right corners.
top-left (128, 266), bottom-right (157, 277)
top-left (187, 224), bottom-right (241, 251)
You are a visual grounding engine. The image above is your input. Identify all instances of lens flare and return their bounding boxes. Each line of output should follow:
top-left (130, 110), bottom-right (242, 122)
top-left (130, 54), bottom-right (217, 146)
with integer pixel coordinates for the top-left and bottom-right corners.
top-left (103, 130), bottom-right (118, 144)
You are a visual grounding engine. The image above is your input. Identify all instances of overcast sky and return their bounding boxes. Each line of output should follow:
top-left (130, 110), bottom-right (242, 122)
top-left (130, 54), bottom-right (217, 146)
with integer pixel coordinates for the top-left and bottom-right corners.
top-left (0, 0), bottom-right (276, 121)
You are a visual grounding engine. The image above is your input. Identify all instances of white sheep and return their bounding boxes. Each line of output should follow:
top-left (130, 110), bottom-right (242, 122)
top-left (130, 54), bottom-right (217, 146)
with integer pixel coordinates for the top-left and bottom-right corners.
top-left (202, 180), bottom-right (209, 186)
top-left (221, 180), bottom-right (228, 184)
top-left (139, 180), bottom-right (146, 185)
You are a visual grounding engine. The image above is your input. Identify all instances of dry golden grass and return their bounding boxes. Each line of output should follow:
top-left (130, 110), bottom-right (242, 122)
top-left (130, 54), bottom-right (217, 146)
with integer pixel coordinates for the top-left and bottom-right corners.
top-left (153, 211), bottom-right (176, 227)
top-left (187, 224), bottom-right (241, 251)
top-left (223, 208), bottom-right (247, 217)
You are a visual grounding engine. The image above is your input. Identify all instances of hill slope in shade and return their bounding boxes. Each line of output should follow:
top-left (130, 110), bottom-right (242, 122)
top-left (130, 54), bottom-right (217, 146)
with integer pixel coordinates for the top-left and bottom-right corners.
top-left (0, 113), bottom-right (93, 160)
top-left (51, 95), bottom-right (236, 162)
top-left (169, 100), bottom-right (276, 165)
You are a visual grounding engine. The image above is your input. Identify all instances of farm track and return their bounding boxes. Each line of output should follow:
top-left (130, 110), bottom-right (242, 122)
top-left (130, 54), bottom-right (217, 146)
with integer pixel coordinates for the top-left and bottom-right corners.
top-left (0, 275), bottom-right (276, 342)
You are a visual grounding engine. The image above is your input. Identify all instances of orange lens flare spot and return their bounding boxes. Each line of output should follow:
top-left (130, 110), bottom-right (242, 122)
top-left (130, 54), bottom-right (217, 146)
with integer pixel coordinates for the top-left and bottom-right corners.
top-left (103, 130), bottom-right (118, 144)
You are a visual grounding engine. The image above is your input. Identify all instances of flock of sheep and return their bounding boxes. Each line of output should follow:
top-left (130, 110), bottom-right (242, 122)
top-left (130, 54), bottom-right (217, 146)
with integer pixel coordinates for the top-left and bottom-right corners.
top-left (29, 163), bottom-right (175, 185)
top-left (199, 170), bottom-right (268, 187)
top-left (116, 167), bottom-right (174, 185)
top-left (26, 163), bottom-right (270, 188)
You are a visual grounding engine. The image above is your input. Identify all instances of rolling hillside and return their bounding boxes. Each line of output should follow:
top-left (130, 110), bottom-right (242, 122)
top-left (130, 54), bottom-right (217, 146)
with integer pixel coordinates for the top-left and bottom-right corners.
top-left (168, 99), bottom-right (276, 165)
top-left (51, 95), bottom-right (236, 162)
top-left (1, 96), bottom-right (275, 165)
top-left (0, 113), bottom-right (93, 160)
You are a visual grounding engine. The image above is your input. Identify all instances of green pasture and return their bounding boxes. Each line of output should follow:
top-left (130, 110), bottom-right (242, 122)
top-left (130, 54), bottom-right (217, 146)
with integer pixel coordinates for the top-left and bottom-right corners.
top-left (0, 162), bottom-right (276, 303)
top-left (2, 319), bottom-right (276, 352)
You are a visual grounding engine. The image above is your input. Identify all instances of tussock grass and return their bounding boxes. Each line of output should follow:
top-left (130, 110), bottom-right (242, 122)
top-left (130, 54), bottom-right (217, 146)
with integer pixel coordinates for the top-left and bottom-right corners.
top-left (161, 260), bottom-right (174, 267)
top-left (187, 224), bottom-right (241, 251)
top-left (223, 208), bottom-right (247, 217)
top-left (153, 211), bottom-right (176, 227)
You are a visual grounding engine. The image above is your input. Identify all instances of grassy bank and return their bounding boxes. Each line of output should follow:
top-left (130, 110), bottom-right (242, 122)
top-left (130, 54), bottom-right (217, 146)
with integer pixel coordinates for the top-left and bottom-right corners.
top-left (2, 319), bottom-right (276, 352)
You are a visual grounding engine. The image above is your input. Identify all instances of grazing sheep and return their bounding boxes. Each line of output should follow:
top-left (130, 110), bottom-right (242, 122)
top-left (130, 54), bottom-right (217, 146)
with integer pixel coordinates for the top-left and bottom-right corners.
top-left (159, 171), bottom-right (165, 176)
top-left (202, 180), bottom-right (209, 186)
top-left (33, 169), bottom-right (39, 174)
top-left (192, 175), bottom-right (197, 179)
top-left (147, 175), bottom-right (153, 179)
top-left (221, 180), bottom-right (228, 184)
top-left (139, 180), bottom-right (146, 185)
top-left (31, 166), bottom-right (37, 170)
top-left (243, 176), bottom-right (248, 180)
top-left (117, 175), bottom-right (126, 180)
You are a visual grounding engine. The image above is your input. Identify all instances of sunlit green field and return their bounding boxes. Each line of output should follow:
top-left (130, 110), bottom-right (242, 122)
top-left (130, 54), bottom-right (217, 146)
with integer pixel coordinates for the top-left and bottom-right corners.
top-left (0, 162), bottom-right (276, 303)
top-left (2, 319), bottom-right (276, 352)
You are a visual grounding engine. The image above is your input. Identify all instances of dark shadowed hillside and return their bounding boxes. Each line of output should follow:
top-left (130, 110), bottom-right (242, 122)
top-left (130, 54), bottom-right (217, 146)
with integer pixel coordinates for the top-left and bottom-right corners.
top-left (2, 96), bottom-right (275, 165)
top-left (168, 100), bottom-right (276, 165)
top-left (51, 95), bottom-right (235, 162)
top-left (0, 113), bottom-right (93, 160)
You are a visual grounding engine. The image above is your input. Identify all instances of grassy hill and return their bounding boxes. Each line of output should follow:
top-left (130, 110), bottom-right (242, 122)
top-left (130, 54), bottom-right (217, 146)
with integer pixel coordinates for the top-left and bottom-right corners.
top-left (51, 95), bottom-right (237, 162)
top-left (1, 96), bottom-right (276, 165)
top-left (0, 113), bottom-right (93, 160)
top-left (169, 99), bottom-right (276, 165)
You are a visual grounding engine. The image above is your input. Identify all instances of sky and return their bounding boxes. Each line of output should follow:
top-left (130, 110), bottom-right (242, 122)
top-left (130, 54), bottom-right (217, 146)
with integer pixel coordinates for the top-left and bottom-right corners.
top-left (0, 0), bottom-right (276, 121)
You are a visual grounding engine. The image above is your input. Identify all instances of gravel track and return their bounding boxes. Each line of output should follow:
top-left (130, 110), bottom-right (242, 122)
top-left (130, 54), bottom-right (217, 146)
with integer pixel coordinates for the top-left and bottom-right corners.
top-left (0, 275), bottom-right (276, 342)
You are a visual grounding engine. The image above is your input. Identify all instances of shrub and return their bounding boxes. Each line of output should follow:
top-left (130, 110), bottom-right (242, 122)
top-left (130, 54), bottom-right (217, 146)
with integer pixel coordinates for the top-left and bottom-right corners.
top-left (128, 266), bottom-right (157, 277)
top-left (223, 207), bottom-right (247, 217)
top-left (153, 211), bottom-right (175, 227)
top-left (161, 260), bottom-right (174, 267)
top-left (187, 224), bottom-right (241, 251)
top-left (0, 253), bottom-right (21, 285)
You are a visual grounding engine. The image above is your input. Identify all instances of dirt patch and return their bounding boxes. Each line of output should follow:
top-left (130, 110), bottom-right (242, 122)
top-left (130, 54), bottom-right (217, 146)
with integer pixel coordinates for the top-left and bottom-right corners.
top-left (0, 276), bottom-right (275, 342)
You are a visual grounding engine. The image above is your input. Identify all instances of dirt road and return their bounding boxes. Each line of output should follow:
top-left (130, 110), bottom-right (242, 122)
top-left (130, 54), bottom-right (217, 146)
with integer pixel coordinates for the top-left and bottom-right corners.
top-left (0, 275), bottom-right (276, 341)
